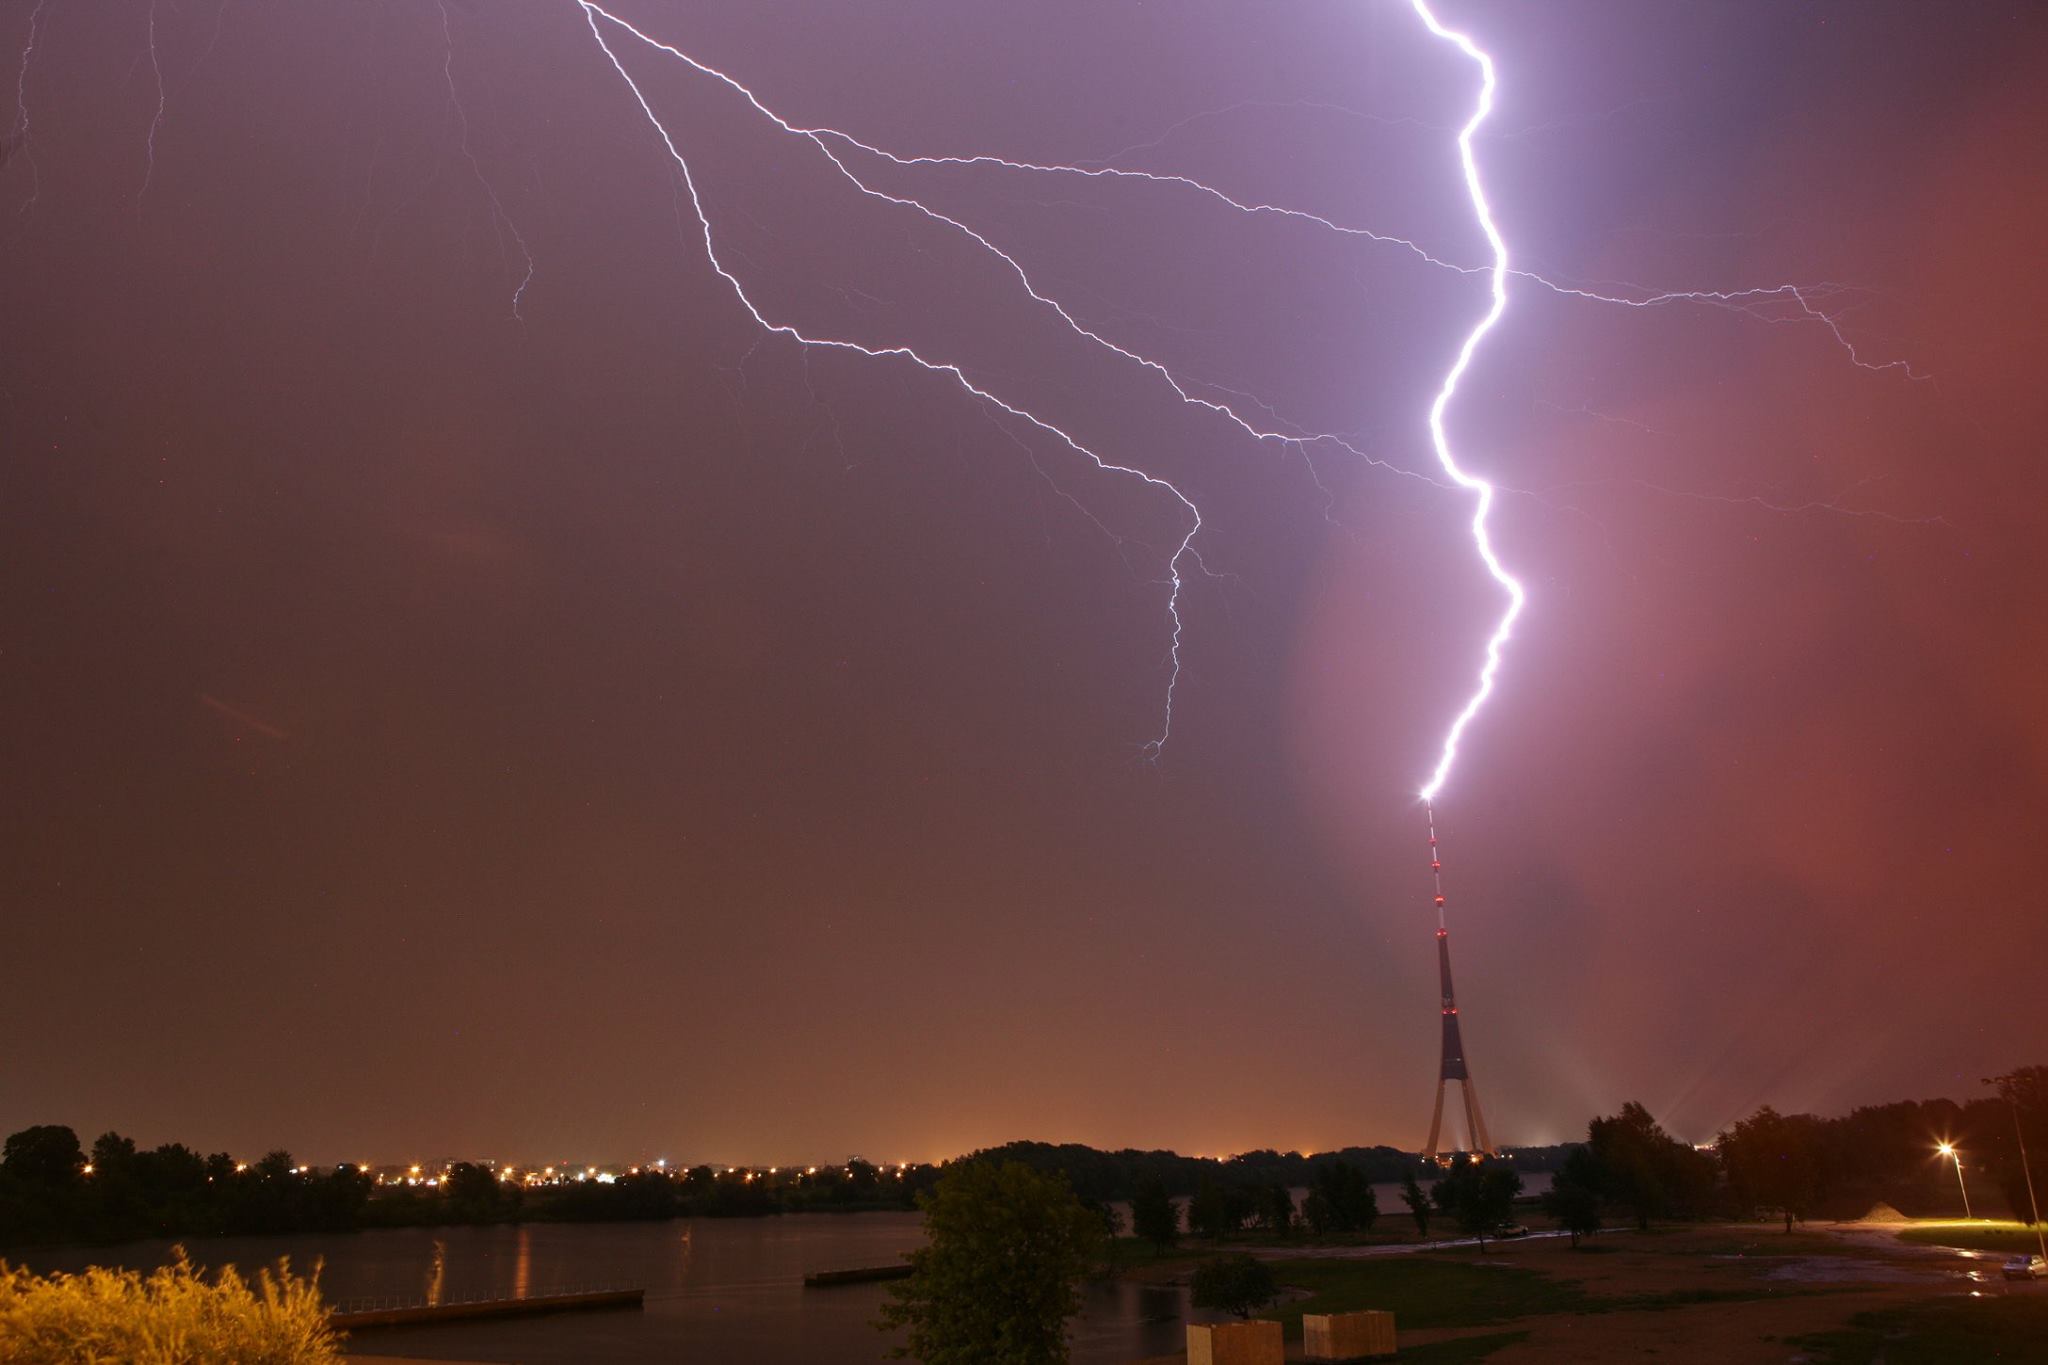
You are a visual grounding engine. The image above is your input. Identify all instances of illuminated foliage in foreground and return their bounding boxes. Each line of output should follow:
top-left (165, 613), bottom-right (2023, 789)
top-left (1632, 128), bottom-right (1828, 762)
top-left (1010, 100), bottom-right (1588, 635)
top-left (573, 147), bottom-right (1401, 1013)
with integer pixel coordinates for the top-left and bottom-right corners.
top-left (0, 1250), bottom-right (339, 1364)
top-left (876, 1160), bottom-right (1104, 1365)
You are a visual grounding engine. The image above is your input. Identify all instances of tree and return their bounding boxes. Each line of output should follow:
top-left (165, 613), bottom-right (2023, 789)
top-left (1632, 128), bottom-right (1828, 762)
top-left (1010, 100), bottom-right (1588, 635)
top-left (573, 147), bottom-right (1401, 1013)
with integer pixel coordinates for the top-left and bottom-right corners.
top-left (1132, 1177), bottom-right (1180, 1254)
top-left (1401, 1170), bottom-right (1433, 1238)
top-left (1308, 1161), bottom-right (1378, 1235)
top-left (876, 1161), bottom-right (1105, 1365)
top-left (1585, 1102), bottom-right (1711, 1230)
top-left (1984, 1068), bottom-right (2048, 1229)
top-left (2, 1126), bottom-right (83, 1189)
top-left (1075, 1193), bottom-right (1123, 1271)
top-left (1541, 1148), bottom-right (1602, 1248)
top-left (445, 1163), bottom-right (507, 1223)
top-left (89, 1132), bottom-right (137, 1176)
top-left (1302, 1187), bottom-right (1335, 1236)
top-left (1186, 1175), bottom-right (1251, 1240)
top-left (1190, 1253), bottom-right (1276, 1319)
top-left (307, 1163), bottom-right (374, 1232)
top-left (83, 1132), bottom-right (144, 1241)
top-left (1718, 1106), bottom-right (1824, 1232)
top-left (1259, 1184), bottom-right (1295, 1239)
top-left (1, 1126), bottom-right (85, 1243)
top-left (1432, 1160), bottom-right (1521, 1252)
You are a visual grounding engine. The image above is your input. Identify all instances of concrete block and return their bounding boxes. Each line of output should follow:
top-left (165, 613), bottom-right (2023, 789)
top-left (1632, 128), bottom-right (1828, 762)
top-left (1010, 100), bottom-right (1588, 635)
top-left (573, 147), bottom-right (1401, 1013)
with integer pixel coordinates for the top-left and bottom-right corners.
top-left (1303, 1308), bottom-right (1397, 1360)
top-left (1186, 1318), bottom-right (1284, 1365)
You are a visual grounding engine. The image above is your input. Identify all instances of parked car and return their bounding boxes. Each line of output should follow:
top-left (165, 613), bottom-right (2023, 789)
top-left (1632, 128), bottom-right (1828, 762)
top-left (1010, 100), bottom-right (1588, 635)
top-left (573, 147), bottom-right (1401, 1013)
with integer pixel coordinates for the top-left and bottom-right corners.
top-left (1493, 1223), bottom-right (1530, 1239)
top-left (2001, 1255), bottom-right (2043, 1281)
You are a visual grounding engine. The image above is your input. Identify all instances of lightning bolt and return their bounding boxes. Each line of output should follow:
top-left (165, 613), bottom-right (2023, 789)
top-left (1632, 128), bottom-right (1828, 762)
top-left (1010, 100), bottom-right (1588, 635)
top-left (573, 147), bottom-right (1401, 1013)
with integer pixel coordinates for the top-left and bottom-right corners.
top-left (783, 129), bottom-right (1924, 380)
top-left (1408, 0), bottom-right (1519, 804)
top-left (437, 0), bottom-right (534, 321)
top-left (6, 0), bottom-right (53, 213)
top-left (576, 0), bottom-right (1205, 758)
top-left (140, 0), bottom-right (165, 199)
top-left (572, 1), bottom-right (1446, 505)
top-left (565, 0), bottom-right (1929, 782)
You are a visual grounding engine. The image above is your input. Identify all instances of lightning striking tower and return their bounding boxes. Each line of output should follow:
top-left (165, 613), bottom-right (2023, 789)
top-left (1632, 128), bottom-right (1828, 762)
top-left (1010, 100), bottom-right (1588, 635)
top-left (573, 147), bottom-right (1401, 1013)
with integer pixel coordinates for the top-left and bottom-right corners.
top-left (1409, 0), bottom-right (1512, 1160)
top-left (1422, 800), bottom-right (1492, 1158)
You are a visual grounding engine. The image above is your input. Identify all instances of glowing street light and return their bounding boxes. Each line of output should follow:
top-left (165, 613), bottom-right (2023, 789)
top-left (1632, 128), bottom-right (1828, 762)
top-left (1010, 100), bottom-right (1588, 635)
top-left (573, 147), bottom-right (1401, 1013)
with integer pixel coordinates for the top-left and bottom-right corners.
top-left (1936, 1142), bottom-right (1973, 1220)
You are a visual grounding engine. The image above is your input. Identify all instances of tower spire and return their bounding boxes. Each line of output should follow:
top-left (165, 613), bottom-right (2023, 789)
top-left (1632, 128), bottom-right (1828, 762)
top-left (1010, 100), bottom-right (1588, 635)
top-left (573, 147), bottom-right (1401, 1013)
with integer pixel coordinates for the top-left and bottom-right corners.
top-left (1423, 801), bottom-right (1495, 1160)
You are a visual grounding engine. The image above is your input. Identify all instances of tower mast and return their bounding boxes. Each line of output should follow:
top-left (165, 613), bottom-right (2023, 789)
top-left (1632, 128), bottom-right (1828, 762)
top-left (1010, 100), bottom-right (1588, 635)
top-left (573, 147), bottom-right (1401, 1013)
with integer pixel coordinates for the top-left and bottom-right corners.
top-left (1423, 800), bottom-right (1495, 1160)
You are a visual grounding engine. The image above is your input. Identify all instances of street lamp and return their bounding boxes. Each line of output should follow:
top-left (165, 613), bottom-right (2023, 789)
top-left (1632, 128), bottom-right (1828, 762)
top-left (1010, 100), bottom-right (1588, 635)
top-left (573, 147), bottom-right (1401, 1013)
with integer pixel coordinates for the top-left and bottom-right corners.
top-left (1935, 1142), bottom-right (1972, 1220)
top-left (1983, 1074), bottom-right (2048, 1269)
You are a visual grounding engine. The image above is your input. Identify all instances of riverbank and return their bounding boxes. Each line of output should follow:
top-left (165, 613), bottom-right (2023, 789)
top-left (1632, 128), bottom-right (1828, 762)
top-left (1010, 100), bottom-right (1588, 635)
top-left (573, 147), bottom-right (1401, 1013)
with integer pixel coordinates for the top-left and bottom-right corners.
top-left (1127, 1220), bottom-right (2047, 1363)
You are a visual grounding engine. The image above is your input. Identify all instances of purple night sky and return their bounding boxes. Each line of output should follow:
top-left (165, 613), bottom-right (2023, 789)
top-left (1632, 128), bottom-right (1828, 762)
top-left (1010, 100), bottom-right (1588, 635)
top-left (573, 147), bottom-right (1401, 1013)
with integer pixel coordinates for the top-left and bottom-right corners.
top-left (3, 0), bottom-right (2044, 1166)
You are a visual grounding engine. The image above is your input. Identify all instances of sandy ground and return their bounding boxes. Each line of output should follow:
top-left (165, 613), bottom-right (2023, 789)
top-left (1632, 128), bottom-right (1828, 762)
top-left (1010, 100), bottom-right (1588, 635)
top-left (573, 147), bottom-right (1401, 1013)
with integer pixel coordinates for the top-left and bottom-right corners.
top-left (1135, 1222), bottom-right (2044, 1364)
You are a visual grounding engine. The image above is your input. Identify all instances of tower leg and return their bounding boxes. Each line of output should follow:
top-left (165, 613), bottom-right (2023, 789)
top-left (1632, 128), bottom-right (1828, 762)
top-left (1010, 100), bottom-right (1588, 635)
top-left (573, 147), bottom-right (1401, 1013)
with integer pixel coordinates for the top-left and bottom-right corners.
top-left (1461, 1079), bottom-right (1494, 1156)
top-left (1425, 1077), bottom-right (1448, 1159)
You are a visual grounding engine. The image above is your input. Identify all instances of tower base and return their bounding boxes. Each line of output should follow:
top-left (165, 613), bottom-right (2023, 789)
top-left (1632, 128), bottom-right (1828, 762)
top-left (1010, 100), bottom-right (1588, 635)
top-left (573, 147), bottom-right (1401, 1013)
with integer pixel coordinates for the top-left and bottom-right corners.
top-left (1424, 1074), bottom-right (1494, 1160)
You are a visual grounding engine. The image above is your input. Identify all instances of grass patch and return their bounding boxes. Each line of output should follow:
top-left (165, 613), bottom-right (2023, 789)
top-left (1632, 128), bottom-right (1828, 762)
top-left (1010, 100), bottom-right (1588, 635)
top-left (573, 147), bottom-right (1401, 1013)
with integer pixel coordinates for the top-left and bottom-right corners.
top-left (1627, 1230), bottom-right (1855, 1259)
top-left (1252, 1250), bottom-right (1831, 1340)
top-left (1262, 1257), bottom-right (1588, 1333)
top-left (1791, 1295), bottom-right (2048, 1365)
top-left (1896, 1222), bottom-right (2047, 1255)
top-left (1594, 1285), bottom-right (1835, 1314)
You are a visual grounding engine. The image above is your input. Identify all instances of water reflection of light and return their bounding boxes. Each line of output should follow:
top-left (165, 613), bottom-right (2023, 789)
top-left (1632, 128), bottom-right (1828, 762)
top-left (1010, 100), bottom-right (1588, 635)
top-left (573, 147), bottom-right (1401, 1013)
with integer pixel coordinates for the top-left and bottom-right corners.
top-left (426, 1239), bottom-right (446, 1307)
top-left (513, 1226), bottom-right (531, 1301)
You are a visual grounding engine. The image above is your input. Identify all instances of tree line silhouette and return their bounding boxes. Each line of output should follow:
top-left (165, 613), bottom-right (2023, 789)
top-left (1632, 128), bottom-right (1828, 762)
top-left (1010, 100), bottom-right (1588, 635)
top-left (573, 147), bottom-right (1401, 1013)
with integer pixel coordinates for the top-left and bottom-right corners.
top-left (3, 1066), bottom-right (2037, 1248)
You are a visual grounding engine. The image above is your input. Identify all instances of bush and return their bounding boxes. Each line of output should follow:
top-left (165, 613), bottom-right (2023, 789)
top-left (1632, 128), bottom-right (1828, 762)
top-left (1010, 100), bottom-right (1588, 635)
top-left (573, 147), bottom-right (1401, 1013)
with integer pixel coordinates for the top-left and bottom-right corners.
top-left (876, 1161), bottom-right (1105, 1365)
top-left (0, 1250), bottom-right (339, 1364)
top-left (1190, 1253), bottom-right (1276, 1318)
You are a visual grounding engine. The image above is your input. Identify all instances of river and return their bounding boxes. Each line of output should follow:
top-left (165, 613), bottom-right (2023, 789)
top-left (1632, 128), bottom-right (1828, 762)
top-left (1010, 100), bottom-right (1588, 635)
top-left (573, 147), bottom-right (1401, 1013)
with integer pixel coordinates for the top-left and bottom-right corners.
top-left (19, 1174), bottom-right (1549, 1362)
top-left (19, 1213), bottom-right (1219, 1363)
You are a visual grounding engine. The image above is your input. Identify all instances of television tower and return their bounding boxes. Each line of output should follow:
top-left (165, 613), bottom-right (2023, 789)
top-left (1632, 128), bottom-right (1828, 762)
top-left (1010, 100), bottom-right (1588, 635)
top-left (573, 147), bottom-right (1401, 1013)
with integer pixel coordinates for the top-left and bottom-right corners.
top-left (1423, 801), bottom-right (1495, 1160)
